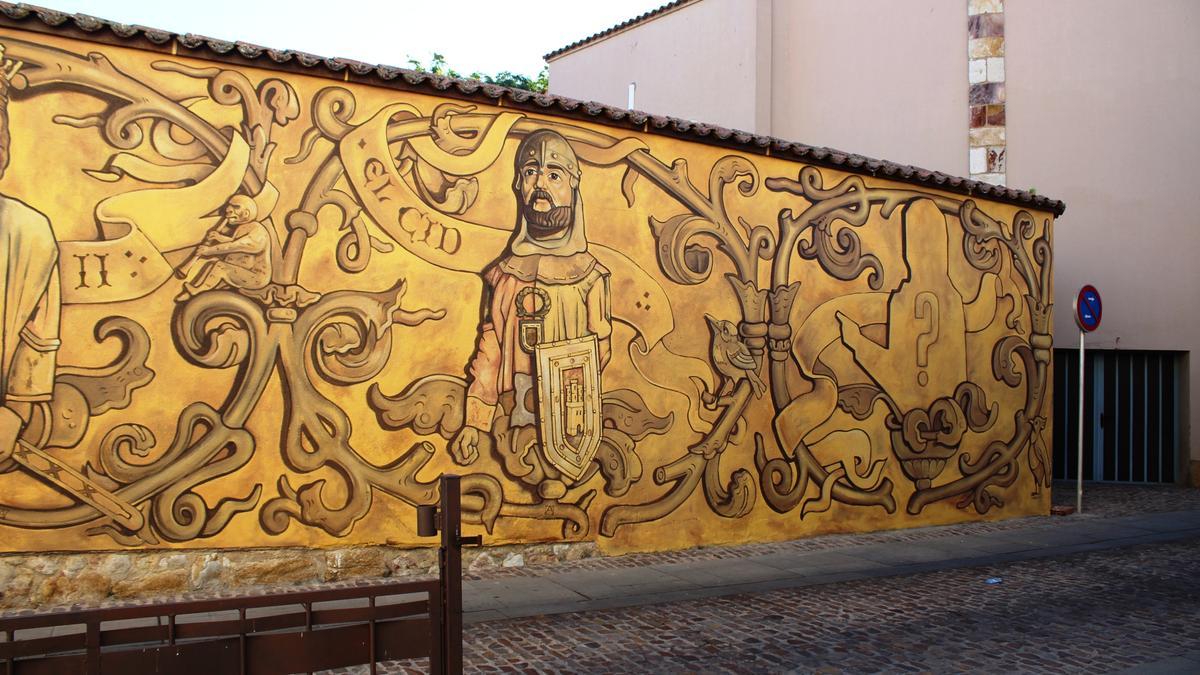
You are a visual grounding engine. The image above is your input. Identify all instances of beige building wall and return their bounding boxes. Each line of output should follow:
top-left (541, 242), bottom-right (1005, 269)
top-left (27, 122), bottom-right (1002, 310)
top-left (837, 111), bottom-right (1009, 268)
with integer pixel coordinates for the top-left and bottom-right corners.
top-left (1005, 0), bottom-right (1200, 472)
top-left (549, 0), bottom-right (967, 175)
top-left (548, 0), bottom-right (1198, 471)
top-left (547, 0), bottom-right (761, 132)
top-left (768, 0), bottom-right (967, 174)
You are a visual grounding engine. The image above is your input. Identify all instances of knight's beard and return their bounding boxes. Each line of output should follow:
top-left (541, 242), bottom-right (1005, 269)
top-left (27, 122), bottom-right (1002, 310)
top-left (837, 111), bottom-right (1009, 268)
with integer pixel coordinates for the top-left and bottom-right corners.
top-left (523, 195), bottom-right (573, 240)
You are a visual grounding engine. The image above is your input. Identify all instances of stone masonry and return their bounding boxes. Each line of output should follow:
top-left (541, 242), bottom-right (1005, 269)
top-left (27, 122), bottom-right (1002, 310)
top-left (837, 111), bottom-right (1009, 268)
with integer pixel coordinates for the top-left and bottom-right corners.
top-left (0, 541), bottom-right (599, 610)
top-left (968, 0), bottom-right (1006, 185)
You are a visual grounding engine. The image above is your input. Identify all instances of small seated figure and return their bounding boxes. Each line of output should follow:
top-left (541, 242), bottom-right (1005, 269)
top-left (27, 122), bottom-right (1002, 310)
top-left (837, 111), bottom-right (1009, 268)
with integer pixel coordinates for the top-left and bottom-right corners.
top-left (176, 194), bottom-right (271, 301)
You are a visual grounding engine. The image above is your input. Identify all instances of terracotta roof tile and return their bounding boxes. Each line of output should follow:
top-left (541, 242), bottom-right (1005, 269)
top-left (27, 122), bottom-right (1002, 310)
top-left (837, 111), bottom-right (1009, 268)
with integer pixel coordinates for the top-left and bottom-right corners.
top-left (0, 1), bottom-right (1066, 216)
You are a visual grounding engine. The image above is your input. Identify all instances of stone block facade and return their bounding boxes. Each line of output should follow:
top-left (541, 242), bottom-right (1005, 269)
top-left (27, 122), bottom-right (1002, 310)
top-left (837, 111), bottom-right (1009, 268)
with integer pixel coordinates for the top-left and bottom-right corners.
top-left (969, 0), bottom-right (1007, 185)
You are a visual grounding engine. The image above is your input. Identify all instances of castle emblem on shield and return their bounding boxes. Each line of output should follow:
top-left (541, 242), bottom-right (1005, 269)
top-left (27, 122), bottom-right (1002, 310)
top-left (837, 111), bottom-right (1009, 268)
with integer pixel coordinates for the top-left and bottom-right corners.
top-left (534, 334), bottom-right (603, 482)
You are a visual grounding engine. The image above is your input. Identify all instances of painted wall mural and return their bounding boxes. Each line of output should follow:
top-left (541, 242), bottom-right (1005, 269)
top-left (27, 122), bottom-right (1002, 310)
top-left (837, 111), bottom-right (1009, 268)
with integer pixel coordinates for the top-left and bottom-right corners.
top-left (0, 26), bottom-right (1055, 555)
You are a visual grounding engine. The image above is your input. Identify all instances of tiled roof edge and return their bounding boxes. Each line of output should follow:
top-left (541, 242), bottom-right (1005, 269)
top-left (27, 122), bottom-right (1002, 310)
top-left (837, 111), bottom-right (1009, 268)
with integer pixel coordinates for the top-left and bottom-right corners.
top-left (543, 0), bottom-right (696, 61)
top-left (0, 2), bottom-right (1067, 216)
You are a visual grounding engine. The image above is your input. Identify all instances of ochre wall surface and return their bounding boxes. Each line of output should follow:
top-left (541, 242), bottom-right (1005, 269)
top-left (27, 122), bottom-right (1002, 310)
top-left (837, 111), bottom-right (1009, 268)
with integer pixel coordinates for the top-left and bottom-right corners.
top-left (0, 26), bottom-right (1055, 559)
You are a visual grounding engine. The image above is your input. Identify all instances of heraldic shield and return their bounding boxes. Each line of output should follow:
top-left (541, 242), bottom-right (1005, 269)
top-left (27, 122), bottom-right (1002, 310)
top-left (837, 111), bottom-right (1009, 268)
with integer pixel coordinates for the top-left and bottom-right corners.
top-left (534, 333), bottom-right (603, 482)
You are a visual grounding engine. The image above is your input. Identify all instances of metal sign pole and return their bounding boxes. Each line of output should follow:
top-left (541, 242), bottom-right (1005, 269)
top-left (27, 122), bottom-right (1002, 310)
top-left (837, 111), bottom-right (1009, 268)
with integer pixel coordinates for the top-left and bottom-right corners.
top-left (1077, 329), bottom-right (1085, 514)
top-left (1073, 284), bottom-right (1101, 516)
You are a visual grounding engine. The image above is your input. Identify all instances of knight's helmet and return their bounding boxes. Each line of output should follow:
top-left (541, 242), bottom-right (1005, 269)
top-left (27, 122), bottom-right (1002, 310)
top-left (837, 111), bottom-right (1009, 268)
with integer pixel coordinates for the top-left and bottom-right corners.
top-left (508, 130), bottom-right (587, 257)
top-left (513, 129), bottom-right (581, 186)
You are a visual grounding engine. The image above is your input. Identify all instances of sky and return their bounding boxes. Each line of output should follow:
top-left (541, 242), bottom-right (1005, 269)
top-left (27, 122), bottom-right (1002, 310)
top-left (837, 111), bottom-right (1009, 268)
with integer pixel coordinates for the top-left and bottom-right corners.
top-left (44, 0), bottom-right (670, 78)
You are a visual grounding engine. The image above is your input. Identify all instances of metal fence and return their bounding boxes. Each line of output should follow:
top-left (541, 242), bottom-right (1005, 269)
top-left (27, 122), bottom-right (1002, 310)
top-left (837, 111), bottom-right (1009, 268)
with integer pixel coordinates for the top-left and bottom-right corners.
top-left (0, 474), bottom-right (478, 675)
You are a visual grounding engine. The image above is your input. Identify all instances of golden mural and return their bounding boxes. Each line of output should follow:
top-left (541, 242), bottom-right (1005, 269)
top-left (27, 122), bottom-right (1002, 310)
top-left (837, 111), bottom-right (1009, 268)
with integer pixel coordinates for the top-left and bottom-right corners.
top-left (0, 25), bottom-right (1055, 554)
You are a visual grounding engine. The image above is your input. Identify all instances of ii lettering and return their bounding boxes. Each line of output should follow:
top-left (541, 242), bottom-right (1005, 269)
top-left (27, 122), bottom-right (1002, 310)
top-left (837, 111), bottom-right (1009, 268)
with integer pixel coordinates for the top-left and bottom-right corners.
top-left (73, 253), bottom-right (112, 289)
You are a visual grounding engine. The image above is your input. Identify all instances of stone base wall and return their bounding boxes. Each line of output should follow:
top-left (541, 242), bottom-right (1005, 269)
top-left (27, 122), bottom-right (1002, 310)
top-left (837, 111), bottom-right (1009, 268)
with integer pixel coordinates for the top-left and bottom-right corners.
top-left (0, 543), bottom-right (600, 611)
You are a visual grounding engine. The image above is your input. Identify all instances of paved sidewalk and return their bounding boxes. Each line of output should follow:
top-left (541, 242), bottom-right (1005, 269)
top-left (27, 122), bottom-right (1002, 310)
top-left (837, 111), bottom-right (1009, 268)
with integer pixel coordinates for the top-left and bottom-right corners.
top-left (443, 537), bottom-right (1200, 674)
top-left (462, 505), bottom-right (1200, 624)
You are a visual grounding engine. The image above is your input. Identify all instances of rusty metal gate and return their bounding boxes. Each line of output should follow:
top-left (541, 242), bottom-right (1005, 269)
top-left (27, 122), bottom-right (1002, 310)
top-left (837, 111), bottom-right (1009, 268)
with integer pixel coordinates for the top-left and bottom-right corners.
top-left (0, 475), bottom-right (478, 675)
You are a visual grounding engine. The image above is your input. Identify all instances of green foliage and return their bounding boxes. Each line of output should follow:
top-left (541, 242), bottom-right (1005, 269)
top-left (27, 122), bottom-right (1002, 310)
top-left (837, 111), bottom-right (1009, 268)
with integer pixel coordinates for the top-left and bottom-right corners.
top-left (405, 53), bottom-right (548, 94)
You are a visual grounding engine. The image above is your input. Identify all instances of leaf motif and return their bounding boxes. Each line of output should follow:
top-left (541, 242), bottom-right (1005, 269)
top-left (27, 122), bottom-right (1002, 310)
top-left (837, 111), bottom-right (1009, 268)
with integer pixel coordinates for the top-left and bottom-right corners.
top-left (621, 164), bottom-right (639, 207)
top-left (837, 383), bottom-right (883, 421)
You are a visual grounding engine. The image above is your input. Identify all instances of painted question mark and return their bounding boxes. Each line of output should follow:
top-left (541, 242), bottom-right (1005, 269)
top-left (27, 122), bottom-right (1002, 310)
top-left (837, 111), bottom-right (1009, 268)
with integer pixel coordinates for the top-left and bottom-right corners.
top-left (914, 292), bottom-right (940, 387)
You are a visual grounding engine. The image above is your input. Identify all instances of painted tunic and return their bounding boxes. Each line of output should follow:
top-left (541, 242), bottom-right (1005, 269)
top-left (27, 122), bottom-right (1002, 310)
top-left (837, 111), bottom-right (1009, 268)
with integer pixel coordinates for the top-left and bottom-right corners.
top-left (464, 251), bottom-right (611, 431)
top-left (0, 196), bottom-right (59, 404)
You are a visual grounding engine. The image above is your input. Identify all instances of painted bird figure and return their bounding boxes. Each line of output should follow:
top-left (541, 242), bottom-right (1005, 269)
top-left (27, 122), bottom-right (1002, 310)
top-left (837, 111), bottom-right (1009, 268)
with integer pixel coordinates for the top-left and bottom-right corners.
top-left (705, 314), bottom-right (767, 400)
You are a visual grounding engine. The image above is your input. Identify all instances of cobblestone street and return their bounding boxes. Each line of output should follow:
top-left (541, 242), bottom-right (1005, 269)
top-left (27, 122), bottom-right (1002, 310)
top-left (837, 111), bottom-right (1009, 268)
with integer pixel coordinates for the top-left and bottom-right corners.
top-left (419, 538), bottom-right (1200, 674)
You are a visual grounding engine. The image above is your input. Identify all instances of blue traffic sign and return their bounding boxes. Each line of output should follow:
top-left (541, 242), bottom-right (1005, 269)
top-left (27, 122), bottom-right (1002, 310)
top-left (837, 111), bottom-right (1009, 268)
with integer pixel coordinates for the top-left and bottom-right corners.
top-left (1075, 285), bottom-right (1102, 332)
